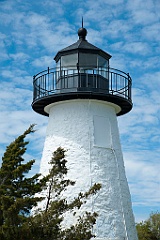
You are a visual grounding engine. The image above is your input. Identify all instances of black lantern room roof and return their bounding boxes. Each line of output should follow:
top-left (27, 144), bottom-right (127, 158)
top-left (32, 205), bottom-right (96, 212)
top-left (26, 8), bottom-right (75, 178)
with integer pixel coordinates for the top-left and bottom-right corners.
top-left (54, 27), bottom-right (112, 62)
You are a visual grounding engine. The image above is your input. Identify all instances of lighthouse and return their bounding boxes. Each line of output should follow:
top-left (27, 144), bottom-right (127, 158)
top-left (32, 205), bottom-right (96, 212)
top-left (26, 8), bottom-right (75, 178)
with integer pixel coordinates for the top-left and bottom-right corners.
top-left (32, 26), bottom-right (138, 240)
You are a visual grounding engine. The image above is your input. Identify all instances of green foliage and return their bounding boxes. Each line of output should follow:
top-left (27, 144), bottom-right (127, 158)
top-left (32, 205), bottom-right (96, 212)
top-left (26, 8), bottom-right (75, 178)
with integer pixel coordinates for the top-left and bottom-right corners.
top-left (136, 212), bottom-right (160, 240)
top-left (0, 127), bottom-right (101, 239)
top-left (0, 125), bottom-right (47, 240)
top-left (28, 147), bottom-right (101, 240)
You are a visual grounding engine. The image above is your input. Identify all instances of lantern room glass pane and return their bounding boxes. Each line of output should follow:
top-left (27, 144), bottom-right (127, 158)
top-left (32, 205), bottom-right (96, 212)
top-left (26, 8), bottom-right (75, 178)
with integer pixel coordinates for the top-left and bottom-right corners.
top-left (98, 56), bottom-right (109, 78)
top-left (79, 53), bottom-right (97, 69)
top-left (61, 54), bottom-right (78, 68)
top-left (56, 59), bottom-right (60, 71)
top-left (98, 56), bottom-right (108, 68)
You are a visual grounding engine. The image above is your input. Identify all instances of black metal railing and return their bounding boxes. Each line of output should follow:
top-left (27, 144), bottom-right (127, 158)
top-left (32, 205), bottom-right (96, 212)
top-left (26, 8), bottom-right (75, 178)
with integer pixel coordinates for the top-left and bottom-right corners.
top-left (33, 67), bottom-right (132, 103)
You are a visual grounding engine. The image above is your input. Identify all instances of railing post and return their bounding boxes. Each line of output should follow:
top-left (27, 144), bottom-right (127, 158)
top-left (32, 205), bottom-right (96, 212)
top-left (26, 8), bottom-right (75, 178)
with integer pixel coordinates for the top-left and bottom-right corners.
top-left (33, 75), bottom-right (35, 100)
top-left (47, 67), bottom-right (50, 92)
top-left (127, 73), bottom-right (131, 100)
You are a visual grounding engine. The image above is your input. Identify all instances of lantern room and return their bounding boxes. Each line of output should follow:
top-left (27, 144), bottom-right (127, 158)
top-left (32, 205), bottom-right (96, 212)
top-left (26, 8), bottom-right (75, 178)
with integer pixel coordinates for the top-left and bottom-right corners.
top-left (32, 27), bottom-right (132, 116)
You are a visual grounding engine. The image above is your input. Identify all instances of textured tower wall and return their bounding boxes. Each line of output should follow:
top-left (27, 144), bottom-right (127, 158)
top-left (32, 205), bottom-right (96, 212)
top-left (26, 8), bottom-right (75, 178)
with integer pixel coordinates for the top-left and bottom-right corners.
top-left (40, 99), bottom-right (138, 240)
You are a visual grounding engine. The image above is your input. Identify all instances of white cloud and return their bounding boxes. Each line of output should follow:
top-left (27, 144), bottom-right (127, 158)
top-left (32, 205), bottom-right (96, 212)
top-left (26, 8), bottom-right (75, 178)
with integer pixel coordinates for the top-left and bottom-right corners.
top-left (126, 0), bottom-right (159, 25)
top-left (124, 42), bottom-right (150, 55)
top-left (9, 52), bottom-right (30, 63)
top-left (142, 23), bottom-right (160, 42)
top-left (110, 41), bottom-right (150, 57)
top-left (32, 56), bottom-right (54, 68)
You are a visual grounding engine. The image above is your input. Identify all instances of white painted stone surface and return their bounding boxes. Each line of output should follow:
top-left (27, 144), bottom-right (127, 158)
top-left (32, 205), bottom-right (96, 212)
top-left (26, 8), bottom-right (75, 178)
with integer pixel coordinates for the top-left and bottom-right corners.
top-left (40, 99), bottom-right (138, 240)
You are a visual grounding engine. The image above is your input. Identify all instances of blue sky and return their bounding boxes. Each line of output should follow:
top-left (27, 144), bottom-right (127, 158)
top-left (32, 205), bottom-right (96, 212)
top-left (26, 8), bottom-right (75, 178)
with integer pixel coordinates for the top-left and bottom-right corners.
top-left (0, 0), bottom-right (160, 223)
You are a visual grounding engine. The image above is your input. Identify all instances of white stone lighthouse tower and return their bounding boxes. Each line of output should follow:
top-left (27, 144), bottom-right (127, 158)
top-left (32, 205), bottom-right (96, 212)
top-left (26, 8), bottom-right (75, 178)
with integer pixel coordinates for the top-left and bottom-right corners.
top-left (32, 26), bottom-right (138, 240)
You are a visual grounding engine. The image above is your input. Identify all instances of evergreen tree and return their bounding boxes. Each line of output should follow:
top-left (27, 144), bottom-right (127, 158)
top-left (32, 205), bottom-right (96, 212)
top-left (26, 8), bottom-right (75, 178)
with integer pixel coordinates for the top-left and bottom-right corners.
top-left (0, 126), bottom-right (101, 239)
top-left (28, 147), bottom-right (101, 240)
top-left (0, 125), bottom-right (47, 240)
